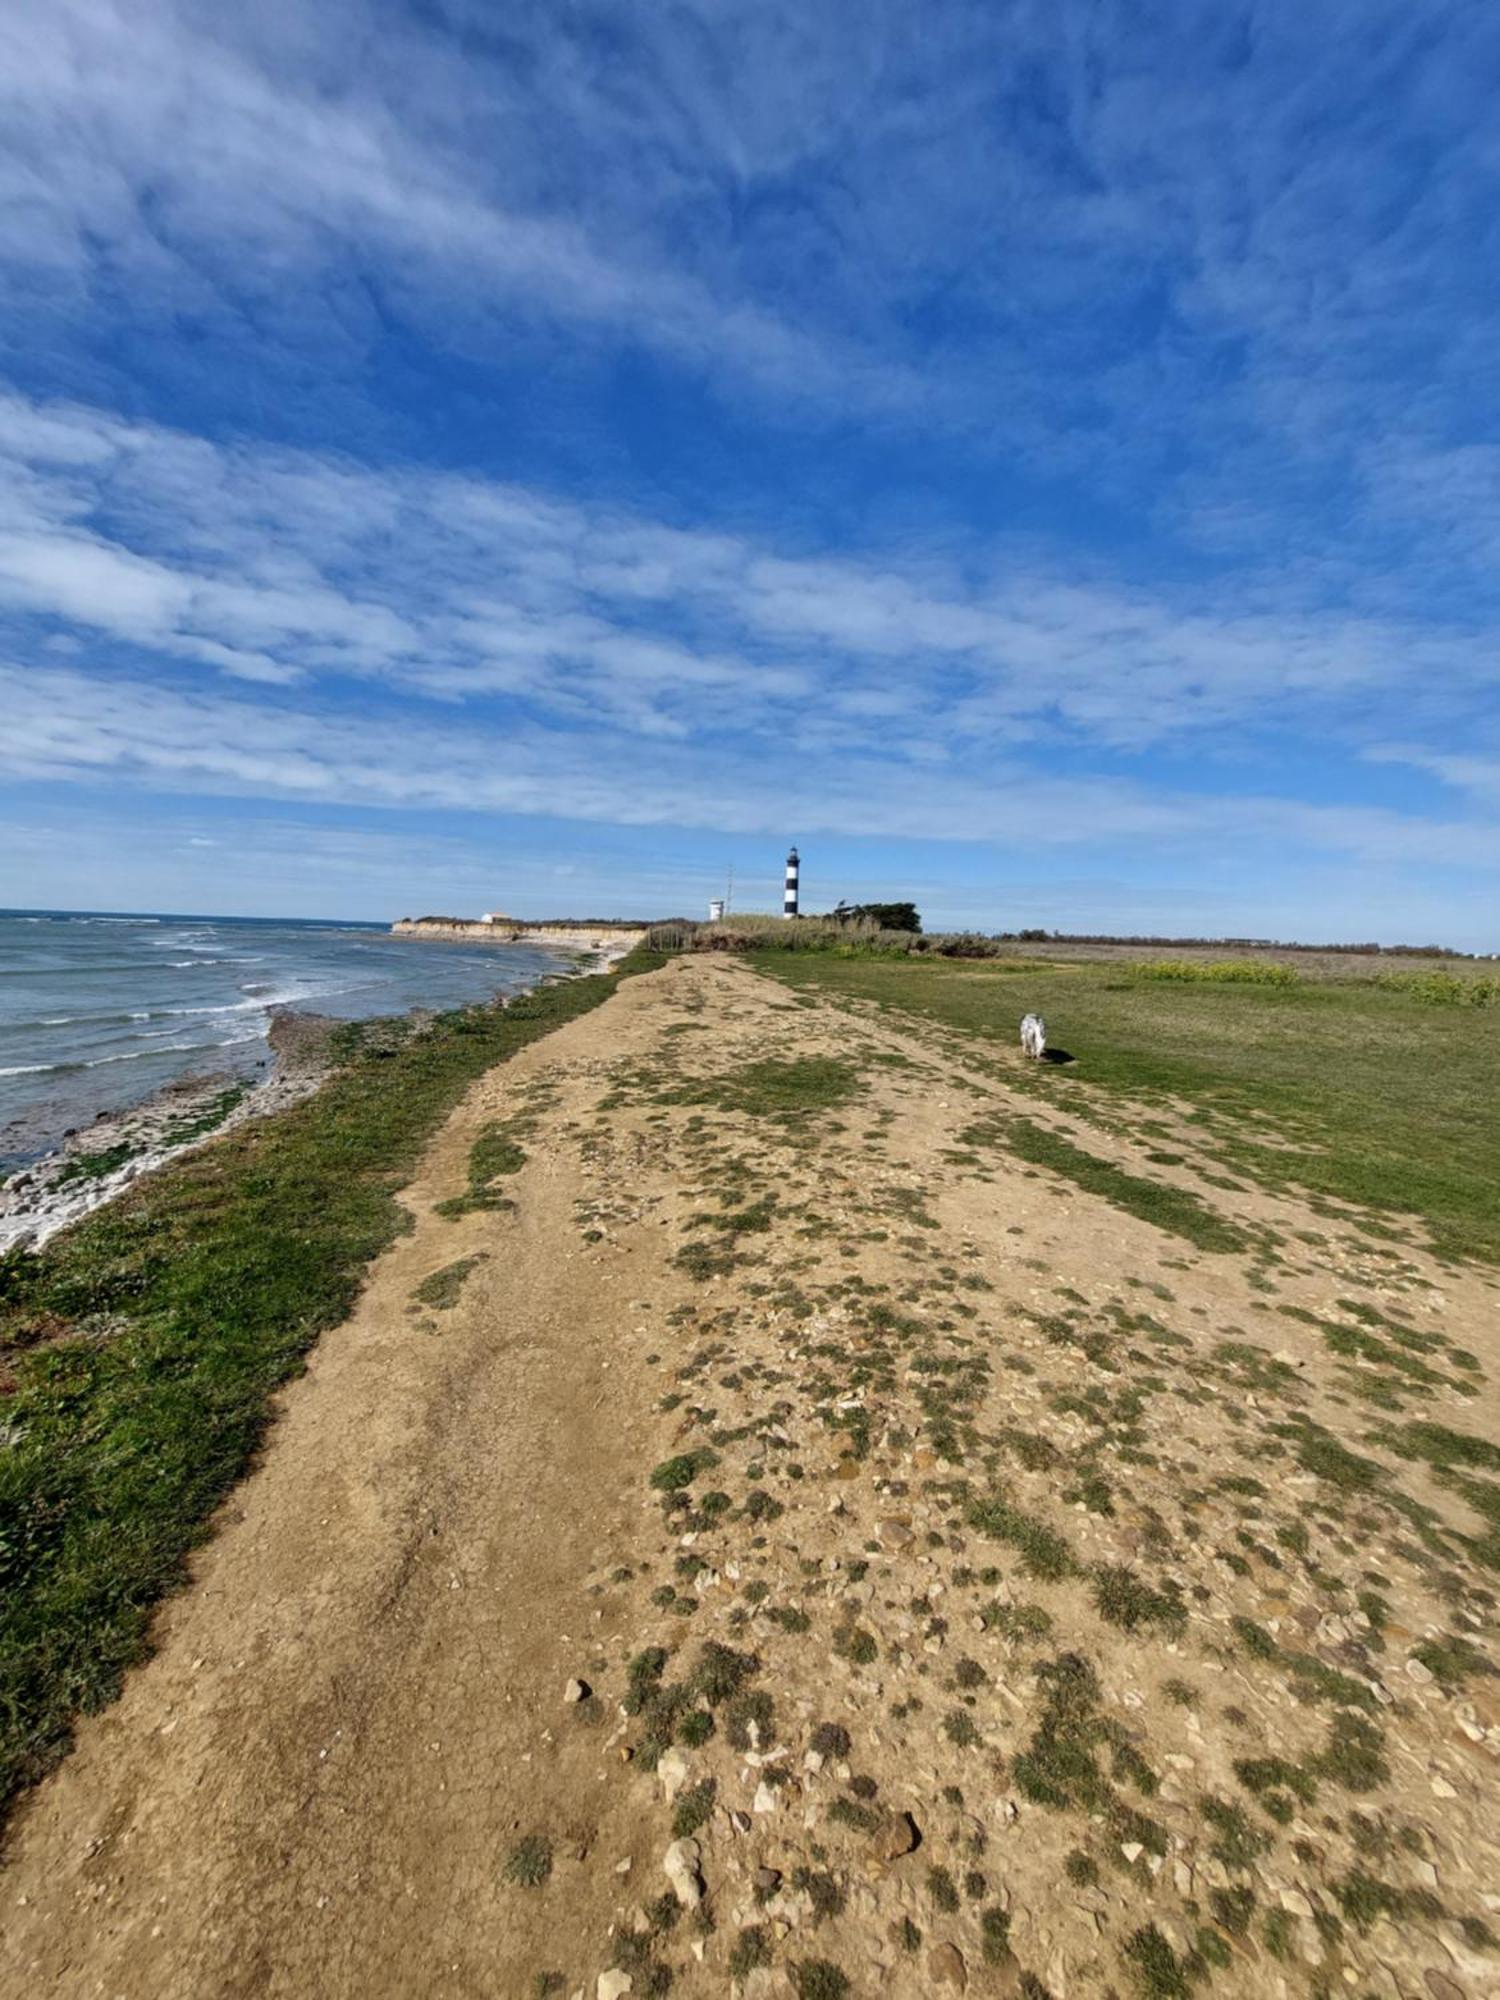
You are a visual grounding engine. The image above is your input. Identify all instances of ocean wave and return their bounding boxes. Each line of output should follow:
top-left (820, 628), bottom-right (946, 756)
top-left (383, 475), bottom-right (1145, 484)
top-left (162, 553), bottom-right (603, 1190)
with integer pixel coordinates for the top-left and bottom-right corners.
top-left (4, 963), bottom-right (187, 978)
top-left (0, 1038), bottom-right (239, 1078)
top-left (7, 1004), bottom-right (251, 1031)
top-left (237, 981), bottom-right (357, 1007)
top-left (160, 998), bottom-right (272, 1017)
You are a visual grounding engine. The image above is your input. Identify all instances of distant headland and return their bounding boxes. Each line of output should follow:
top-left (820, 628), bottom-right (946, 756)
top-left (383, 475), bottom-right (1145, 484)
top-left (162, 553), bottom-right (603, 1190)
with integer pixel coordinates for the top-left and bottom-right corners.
top-left (391, 914), bottom-right (648, 960)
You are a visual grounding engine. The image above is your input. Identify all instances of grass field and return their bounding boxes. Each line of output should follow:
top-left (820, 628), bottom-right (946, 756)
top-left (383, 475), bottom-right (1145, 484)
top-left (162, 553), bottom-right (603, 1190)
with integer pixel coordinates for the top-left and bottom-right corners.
top-left (751, 949), bottom-right (1500, 1266)
top-left (0, 948), bottom-right (666, 1818)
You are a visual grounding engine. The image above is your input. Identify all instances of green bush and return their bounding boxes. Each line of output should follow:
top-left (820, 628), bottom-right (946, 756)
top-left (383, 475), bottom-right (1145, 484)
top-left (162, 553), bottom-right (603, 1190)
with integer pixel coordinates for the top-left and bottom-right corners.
top-left (1133, 959), bottom-right (1299, 986)
top-left (1374, 971), bottom-right (1499, 1006)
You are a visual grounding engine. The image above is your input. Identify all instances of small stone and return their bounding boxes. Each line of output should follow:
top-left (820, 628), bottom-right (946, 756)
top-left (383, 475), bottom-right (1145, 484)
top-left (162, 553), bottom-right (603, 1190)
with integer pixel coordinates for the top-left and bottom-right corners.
top-left (657, 1746), bottom-right (691, 1801)
top-left (1120, 1842), bottom-right (1144, 1864)
top-left (1279, 1888), bottom-right (1314, 1919)
top-left (1424, 1973), bottom-right (1465, 2000)
top-left (1408, 1657), bottom-right (1436, 1685)
top-left (729, 1810), bottom-right (752, 1834)
top-left (752, 1781), bottom-right (778, 1814)
top-left (755, 1866), bottom-right (783, 1893)
top-left (663, 1837), bottom-right (703, 1908)
top-left (564, 1679), bottom-right (590, 1704)
top-left (878, 1517), bottom-right (914, 1549)
top-left (597, 1974), bottom-right (633, 2000)
top-left (1430, 1774), bottom-right (1458, 1799)
top-left (929, 1942), bottom-right (968, 1989)
top-left (872, 1811), bottom-right (920, 1862)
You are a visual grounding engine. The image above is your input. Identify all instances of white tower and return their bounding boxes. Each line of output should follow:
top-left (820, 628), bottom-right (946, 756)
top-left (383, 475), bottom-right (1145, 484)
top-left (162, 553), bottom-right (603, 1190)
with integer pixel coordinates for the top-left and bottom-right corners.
top-left (783, 846), bottom-right (800, 919)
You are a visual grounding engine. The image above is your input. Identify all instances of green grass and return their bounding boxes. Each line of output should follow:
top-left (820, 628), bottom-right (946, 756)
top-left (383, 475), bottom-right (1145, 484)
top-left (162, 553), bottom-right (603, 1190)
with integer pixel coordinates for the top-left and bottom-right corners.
top-left (1134, 959), bottom-right (1298, 986)
top-left (661, 1055), bottom-right (860, 1122)
top-left (671, 1776), bottom-right (717, 1837)
top-left (411, 1253), bottom-right (484, 1310)
top-left (0, 950), bottom-right (664, 1821)
top-left (750, 950), bottom-right (1500, 1264)
top-left (52, 1087), bottom-right (252, 1189)
top-left (51, 1140), bottom-right (141, 1186)
top-left (966, 1490), bottom-right (1077, 1580)
top-left (434, 1118), bottom-right (530, 1217)
top-left (1006, 1118), bottom-right (1248, 1253)
top-left (504, 1834), bottom-right (553, 1887)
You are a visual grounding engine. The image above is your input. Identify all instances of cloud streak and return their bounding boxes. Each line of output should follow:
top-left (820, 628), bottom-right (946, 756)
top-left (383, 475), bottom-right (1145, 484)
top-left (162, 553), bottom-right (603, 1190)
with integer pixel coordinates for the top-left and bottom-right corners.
top-left (6, 660), bottom-right (1498, 888)
top-left (1, 389), bottom-right (1495, 767)
top-left (3, 6), bottom-right (1499, 943)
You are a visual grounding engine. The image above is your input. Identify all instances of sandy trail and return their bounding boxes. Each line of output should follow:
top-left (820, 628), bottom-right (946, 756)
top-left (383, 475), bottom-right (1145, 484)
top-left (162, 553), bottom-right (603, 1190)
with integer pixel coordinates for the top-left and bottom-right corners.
top-left (4, 956), bottom-right (1498, 1999)
top-left (1, 962), bottom-right (677, 1997)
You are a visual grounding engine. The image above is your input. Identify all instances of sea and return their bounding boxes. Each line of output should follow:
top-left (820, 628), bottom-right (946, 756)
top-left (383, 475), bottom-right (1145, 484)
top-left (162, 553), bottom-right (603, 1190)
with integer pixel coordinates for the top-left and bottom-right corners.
top-left (0, 909), bottom-right (578, 1170)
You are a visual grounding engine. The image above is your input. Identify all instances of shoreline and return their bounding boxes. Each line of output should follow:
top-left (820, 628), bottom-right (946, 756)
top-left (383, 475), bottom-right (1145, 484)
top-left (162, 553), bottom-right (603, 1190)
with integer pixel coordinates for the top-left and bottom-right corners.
top-left (0, 936), bottom-right (630, 1258)
top-left (0, 1011), bottom-right (337, 1257)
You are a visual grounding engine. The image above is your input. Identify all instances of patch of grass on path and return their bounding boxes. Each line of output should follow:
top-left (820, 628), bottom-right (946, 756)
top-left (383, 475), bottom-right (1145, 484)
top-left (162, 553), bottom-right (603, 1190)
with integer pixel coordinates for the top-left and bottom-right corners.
top-left (411, 1254), bottom-right (486, 1310)
top-left (0, 949), bottom-right (665, 1821)
top-left (434, 1119), bottom-right (529, 1218)
top-left (663, 1055), bottom-right (859, 1122)
top-left (750, 951), bottom-right (1500, 1265)
top-left (1006, 1118), bottom-right (1248, 1253)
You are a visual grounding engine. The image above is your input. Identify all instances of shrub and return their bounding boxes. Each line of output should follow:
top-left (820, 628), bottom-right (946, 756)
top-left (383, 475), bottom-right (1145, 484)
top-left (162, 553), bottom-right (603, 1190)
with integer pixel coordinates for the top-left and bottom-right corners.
top-left (650, 1449), bottom-right (719, 1493)
top-left (1375, 970), bottom-right (1500, 1006)
top-left (504, 1835), bottom-right (552, 1887)
top-left (1134, 959), bottom-right (1299, 986)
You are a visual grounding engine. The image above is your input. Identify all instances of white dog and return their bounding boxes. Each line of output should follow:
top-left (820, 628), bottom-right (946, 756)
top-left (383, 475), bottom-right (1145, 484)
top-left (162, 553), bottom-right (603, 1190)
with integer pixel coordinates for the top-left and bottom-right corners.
top-left (1019, 1012), bottom-right (1047, 1060)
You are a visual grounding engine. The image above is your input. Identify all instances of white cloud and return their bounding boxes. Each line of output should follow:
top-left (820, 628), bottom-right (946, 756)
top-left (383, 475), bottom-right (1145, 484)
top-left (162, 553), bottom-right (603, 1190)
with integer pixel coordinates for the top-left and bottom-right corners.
top-left (0, 388), bottom-right (1493, 766)
top-left (0, 0), bottom-right (898, 408)
top-left (5, 660), bottom-right (1498, 889)
top-left (1367, 745), bottom-right (1500, 808)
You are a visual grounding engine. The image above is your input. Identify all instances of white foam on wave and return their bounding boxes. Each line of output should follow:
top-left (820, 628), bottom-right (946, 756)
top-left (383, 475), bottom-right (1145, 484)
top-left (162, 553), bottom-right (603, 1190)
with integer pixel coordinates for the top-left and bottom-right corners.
top-left (159, 998), bottom-right (270, 1017)
top-left (237, 980), bottom-right (357, 1008)
top-left (0, 1038), bottom-right (229, 1078)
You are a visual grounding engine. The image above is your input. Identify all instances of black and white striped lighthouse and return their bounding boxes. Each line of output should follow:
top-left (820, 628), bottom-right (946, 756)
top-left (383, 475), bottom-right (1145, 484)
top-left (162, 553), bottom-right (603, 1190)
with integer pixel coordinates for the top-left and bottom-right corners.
top-left (783, 846), bottom-right (800, 918)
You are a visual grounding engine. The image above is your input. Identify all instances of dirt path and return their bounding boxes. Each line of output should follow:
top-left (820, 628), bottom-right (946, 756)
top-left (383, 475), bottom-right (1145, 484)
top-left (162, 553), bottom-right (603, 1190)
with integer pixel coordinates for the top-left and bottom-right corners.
top-left (4, 957), bottom-right (1498, 1999)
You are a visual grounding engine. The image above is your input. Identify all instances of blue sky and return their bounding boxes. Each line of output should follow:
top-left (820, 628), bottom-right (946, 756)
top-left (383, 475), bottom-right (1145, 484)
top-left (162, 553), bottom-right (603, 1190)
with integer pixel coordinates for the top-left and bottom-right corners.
top-left (2, 1), bottom-right (1499, 945)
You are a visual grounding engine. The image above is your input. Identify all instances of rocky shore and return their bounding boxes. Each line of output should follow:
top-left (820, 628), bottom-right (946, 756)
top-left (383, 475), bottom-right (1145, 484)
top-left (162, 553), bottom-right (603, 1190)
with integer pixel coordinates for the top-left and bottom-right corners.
top-left (0, 1009), bottom-right (339, 1257)
top-left (0, 938), bottom-right (624, 1258)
